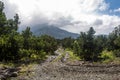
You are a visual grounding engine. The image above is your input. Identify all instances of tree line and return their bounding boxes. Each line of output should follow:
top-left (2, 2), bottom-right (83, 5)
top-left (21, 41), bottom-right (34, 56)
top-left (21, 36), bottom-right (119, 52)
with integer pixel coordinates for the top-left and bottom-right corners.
top-left (60, 26), bottom-right (120, 61)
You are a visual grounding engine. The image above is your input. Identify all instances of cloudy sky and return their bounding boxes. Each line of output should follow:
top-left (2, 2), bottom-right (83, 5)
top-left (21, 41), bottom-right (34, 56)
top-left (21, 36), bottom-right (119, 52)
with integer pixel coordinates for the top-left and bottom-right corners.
top-left (2, 0), bottom-right (120, 34)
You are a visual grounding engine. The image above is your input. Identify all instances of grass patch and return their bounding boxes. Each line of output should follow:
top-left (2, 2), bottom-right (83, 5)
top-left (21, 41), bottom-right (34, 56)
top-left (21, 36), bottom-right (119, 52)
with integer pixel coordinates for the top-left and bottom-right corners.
top-left (65, 49), bottom-right (81, 61)
top-left (100, 50), bottom-right (116, 63)
top-left (52, 52), bottom-right (65, 62)
top-left (52, 48), bottom-right (81, 63)
top-left (19, 63), bottom-right (35, 75)
top-left (0, 62), bottom-right (16, 68)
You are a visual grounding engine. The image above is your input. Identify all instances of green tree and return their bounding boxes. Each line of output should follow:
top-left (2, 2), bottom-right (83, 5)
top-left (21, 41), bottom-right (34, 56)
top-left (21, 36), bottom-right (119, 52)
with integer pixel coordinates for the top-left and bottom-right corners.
top-left (0, 31), bottom-right (20, 61)
top-left (13, 14), bottom-right (20, 30)
top-left (0, 1), bottom-right (20, 35)
top-left (61, 37), bottom-right (74, 49)
top-left (0, 1), bottom-right (4, 12)
top-left (22, 27), bottom-right (32, 50)
top-left (0, 1), bottom-right (21, 61)
top-left (0, 1), bottom-right (7, 36)
top-left (39, 35), bottom-right (57, 54)
top-left (7, 31), bottom-right (20, 60)
top-left (73, 40), bottom-right (80, 56)
top-left (77, 27), bottom-right (97, 61)
top-left (94, 35), bottom-right (107, 53)
top-left (107, 26), bottom-right (120, 51)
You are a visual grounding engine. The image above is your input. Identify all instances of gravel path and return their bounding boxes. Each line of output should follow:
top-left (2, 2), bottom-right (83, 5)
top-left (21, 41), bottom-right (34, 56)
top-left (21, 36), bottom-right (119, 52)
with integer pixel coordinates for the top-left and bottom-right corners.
top-left (23, 62), bottom-right (120, 80)
top-left (11, 49), bottom-right (120, 80)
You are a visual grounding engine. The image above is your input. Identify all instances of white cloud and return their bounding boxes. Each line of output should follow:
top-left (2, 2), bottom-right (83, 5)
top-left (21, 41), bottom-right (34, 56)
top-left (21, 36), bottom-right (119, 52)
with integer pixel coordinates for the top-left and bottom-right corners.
top-left (61, 15), bottom-right (120, 34)
top-left (2, 0), bottom-right (120, 34)
top-left (4, 0), bottom-right (108, 20)
top-left (94, 15), bottom-right (120, 34)
top-left (1, 0), bottom-right (18, 19)
top-left (114, 8), bottom-right (120, 13)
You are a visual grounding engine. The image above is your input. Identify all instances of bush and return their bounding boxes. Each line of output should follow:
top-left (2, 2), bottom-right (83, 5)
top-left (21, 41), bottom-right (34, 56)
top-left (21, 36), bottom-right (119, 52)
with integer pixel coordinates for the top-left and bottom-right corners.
top-left (19, 49), bottom-right (47, 61)
top-left (113, 50), bottom-right (120, 57)
top-left (0, 35), bottom-right (20, 61)
top-left (100, 50), bottom-right (115, 63)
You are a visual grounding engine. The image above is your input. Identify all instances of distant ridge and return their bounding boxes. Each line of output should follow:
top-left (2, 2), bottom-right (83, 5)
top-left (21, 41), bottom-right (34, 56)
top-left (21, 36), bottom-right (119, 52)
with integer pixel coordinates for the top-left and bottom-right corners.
top-left (31, 25), bottom-right (79, 39)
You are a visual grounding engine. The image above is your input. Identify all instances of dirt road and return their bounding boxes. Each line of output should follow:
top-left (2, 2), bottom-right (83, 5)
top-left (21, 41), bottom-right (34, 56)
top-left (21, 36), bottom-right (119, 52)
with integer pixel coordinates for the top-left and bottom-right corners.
top-left (11, 49), bottom-right (120, 80)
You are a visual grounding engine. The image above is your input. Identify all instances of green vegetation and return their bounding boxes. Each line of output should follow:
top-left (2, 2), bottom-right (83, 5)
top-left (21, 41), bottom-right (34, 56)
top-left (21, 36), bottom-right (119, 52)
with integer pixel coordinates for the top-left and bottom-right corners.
top-left (100, 50), bottom-right (115, 63)
top-left (61, 26), bottom-right (120, 62)
top-left (0, 1), bottom-right (57, 62)
top-left (0, 1), bottom-right (120, 64)
top-left (65, 49), bottom-right (81, 61)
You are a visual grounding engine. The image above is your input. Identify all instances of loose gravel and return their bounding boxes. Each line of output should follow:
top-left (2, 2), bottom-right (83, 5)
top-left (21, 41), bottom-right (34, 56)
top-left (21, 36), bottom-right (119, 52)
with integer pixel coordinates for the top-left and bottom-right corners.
top-left (11, 61), bottom-right (120, 80)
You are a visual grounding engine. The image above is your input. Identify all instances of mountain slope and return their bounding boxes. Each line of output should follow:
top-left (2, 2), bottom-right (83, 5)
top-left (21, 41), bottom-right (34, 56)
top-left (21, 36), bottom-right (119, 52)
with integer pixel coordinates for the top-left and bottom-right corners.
top-left (31, 25), bottom-right (79, 39)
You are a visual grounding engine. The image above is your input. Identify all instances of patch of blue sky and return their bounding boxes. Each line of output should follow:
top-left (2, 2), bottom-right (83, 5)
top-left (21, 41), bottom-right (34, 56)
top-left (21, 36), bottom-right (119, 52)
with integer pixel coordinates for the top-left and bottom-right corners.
top-left (103, 0), bottom-right (120, 16)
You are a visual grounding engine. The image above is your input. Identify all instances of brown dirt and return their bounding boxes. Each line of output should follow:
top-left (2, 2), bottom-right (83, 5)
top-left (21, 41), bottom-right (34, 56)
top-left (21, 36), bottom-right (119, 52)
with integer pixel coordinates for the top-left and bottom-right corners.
top-left (11, 49), bottom-right (120, 80)
top-left (11, 61), bottom-right (120, 80)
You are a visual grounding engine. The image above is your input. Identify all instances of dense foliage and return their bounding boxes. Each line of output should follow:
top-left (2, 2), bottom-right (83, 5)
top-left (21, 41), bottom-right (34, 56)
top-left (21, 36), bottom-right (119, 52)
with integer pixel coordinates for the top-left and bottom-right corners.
top-left (73, 26), bottom-right (120, 61)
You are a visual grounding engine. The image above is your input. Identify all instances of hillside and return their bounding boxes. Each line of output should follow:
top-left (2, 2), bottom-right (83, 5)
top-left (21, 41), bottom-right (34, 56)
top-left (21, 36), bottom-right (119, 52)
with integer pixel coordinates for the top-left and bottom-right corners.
top-left (31, 25), bottom-right (79, 39)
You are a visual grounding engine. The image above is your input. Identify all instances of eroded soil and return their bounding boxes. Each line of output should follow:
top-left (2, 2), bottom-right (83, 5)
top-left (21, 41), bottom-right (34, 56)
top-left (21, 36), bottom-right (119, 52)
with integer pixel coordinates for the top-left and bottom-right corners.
top-left (12, 61), bottom-right (120, 80)
top-left (11, 49), bottom-right (120, 80)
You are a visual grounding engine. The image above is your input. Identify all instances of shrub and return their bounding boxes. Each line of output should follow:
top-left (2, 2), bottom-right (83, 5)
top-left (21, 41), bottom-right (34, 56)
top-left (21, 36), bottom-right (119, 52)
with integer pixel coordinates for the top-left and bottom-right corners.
top-left (113, 50), bottom-right (120, 57)
top-left (19, 49), bottom-right (47, 61)
top-left (100, 50), bottom-right (115, 63)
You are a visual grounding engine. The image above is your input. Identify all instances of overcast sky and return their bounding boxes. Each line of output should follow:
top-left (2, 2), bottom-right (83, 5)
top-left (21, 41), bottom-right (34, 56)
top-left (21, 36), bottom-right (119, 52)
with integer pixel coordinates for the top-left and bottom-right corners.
top-left (2, 0), bottom-right (120, 34)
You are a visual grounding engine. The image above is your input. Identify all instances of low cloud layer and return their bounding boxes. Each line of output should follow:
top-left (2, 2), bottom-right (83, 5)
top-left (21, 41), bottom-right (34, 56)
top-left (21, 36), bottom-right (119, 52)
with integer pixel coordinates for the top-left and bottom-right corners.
top-left (2, 0), bottom-right (120, 34)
